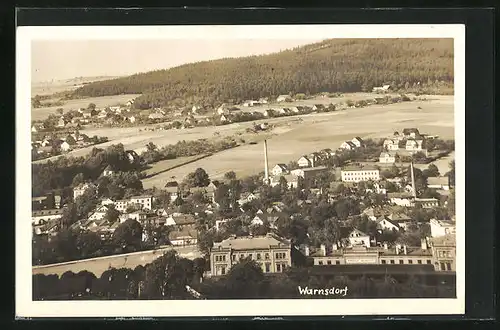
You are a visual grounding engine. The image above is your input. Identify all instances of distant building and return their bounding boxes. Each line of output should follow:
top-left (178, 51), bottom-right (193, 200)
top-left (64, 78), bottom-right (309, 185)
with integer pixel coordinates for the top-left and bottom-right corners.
top-left (129, 195), bottom-right (153, 210)
top-left (387, 192), bottom-right (414, 207)
top-left (169, 229), bottom-right (198, 246)
top-left (297, 155), bottom-right (313, 168)
top-left (73, 182), bottom-right (97, 201)
top-left (376, 216), bottom-right (400, 231)
top-left (102, 164), bottom-right (117, 177)
top-left (430, 219), bottom-right (456, 238)
top-left (32, 209), bottom-right (64, 225)
top-left (348, 228), bottom-right (371, 248)
top-left (271, 164), bottom-right (289, 176)
top-left (209, 233), bottom-right (292, 276)
top-left (383, 138), bottom-right (400, 151)
top-left (405, 138), bottom-right (424, 152)
top-left (290, 166), bottom-right (328, 180)
top-left (276, 95), bottom-right (292, 103)
top-left (340, 141), bottom-right (356, 150)
top-left (427, 176), bottom-right (450, 190)
top-left (429, 234), bottom-right (456, 272)
top-left (351, 137), bottom-right (364, 148)
top-left (341, 166), bottom-right (380, 183)
top-left (372, 84), bottom-right (391, 93)
top-left (379, 152), bottom-right (396, 164)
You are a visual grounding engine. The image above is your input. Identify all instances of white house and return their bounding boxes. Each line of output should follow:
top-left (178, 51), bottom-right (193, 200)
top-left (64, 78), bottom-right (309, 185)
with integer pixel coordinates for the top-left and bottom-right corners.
top-left (238, 192), bottom-right (261, 206)
top-left (129, 195), bottom-right (153, 210)
top-left (348, 228), bottom-right (371, 248)
top-left (340, 141), bottom-right (356, 150)
top-left (376, 216), bottom-right (400, 231)
top-left (379, 152), bottom-right (396, 164)
top-left (102, 165), bottom-right (116, 177)
top-left (430, 219), bottom-right (456, 238)
top-left (351, 137), bottom-right (364, 148)
top-left (272, 164), bottom-right (289, 176)
top-left (372, 84), bottom-right (391, 93)
top-left (297, 156), bottom-right (313, 168)
top-left (406, 139), bottom-right (424, 152)
top-left (383, 138), bottom-right (400, 151)
top-left (60, 141), bottom-right (72, 152)
top-left (168, 229), bottom-right (198, 246)
top-left (402, 128), bottom-right (420, 139)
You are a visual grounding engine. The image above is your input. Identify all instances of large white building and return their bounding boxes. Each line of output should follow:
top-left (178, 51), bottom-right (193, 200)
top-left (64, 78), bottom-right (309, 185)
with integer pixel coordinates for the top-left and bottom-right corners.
top-left (341, 166), bottom-right (380, 183)
top-left (430, 219), bottom-right (456, 237)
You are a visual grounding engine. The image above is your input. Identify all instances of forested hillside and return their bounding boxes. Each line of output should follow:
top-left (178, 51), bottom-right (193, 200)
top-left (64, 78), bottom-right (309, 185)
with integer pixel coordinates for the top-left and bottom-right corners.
top-left (72, 38), bottom-right (454, 109)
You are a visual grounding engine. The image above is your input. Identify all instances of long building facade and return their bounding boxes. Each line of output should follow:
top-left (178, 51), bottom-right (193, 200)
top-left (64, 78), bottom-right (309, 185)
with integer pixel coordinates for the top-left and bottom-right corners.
top-left (209, 233), bottom-right (292, 277)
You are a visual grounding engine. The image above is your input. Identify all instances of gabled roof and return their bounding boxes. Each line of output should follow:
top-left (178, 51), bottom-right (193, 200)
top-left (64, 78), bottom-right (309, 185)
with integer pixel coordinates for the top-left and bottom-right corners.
top-left (352, 136), bottom-right (363, 142)
top-left (342, 141), bottom-right (356, 148)
top-left (349, 228), bottom-right (369, 237)
top-left (168, 229), bottom-right (198, 241)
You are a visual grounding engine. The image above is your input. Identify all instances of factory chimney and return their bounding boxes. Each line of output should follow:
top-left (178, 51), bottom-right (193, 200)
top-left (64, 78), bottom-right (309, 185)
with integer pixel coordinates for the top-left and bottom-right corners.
top-left (263, 139), bottom-right (270, 185)
top-left (410, 161), bottom-right (417, 198)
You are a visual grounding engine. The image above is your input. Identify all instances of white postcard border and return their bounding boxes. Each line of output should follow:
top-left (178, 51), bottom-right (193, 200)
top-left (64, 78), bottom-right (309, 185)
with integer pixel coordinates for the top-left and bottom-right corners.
top-left (16, 24), bottom-right (466, 318)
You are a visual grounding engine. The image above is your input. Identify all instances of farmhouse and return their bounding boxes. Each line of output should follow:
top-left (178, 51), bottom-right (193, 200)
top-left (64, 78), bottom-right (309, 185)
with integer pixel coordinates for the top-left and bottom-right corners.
top-left (263, 109), bottom-right (277, 118)
top-left (379, 152), bottom-right (396, 164)
top-left (169, 229), bottom-right (198, 246)
top-left (387, 192), bottom-right (414, 207)
top-left (341, 165), bottom-right (380, 183)
top-left (148, 112), bottom-right (165, 120)
top-left (291, 166), bottom-right (328, 180)
top-left (351, 137), bottom-right (364, 148)
top-left (340, 141), bottom-right (356, 150)
top-left (129, 195), bottom-right (153, 210)
top-left (297, 155), bottom-right (313, 168)
top-left (383, 138), bottom-right (400, 151)
top-left (405, 138), bottom-right (424, 152)
top-left (271, 164), bottom-right (289, 176)
top-left (376, 216), bottom-right (400, 231)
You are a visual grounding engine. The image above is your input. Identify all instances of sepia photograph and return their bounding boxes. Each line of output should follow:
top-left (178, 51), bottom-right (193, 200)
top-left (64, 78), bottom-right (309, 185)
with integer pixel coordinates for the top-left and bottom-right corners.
top-left (16, 24), bottom-right (465, 317)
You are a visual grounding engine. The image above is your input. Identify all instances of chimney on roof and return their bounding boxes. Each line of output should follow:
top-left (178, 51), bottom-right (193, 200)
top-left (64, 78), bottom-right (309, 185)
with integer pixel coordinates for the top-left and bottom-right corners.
top-left (403, 245), bottom-right (408, 255)
top-left (395, 244), bottom-right (401, 254)
top-left (383, 242), bottom-right (388, 250)
top-left (320, 244), bottom-right (326, 257)
top-left (332, 242), bottom-right (338, 251)
top-left (421, 238), bottom-right (428, 250)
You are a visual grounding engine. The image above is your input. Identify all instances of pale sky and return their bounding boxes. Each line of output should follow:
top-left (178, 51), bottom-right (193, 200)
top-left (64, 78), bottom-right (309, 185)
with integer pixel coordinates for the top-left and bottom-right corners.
top-left (31, 39), bottom-right (325, 82)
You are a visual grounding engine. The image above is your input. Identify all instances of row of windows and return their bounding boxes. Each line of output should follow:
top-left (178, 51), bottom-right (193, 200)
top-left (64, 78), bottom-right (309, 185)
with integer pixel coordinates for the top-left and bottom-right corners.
top-left (438, 251), bottom-right (453, 258)
top-left (343, 171), bottom-right (378, 176)
top-left (217, 252), bottom-right (288, 263)
top-left (275, 252), bottom-right (287, 260)
top-left (276, 263), bottom-right (288, 272)
top-left (215, 255), bottom-right (226, 262)
top-left (317, 259), bottom-right (433, 265)
top-left (440, 262), bottom-right (453, 271)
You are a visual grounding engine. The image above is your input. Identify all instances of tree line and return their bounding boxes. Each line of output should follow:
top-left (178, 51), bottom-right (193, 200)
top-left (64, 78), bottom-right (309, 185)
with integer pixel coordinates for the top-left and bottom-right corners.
top-left (33, 252), bottom-right (455, 300)
top-left (71, 39), bottom-right (454, 109)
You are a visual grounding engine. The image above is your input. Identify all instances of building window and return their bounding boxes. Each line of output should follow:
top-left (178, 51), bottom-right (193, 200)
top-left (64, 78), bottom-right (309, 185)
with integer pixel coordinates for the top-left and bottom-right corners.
top-left (327, 260), bottom-right (332, 265)
top-left (440, 262), bottom-right (446, 271)
top-left (221, 267), bottom-right (226, 275)
top-left (408, 260), bottom-right (413, 264)
top-left (446, 263), bottom-right (452, 271)
top-left (276, 264), bottom-right (281, 272)
top-left (417, 260), bottom-right (422, 264)
top-left (390, 260), bottom-right (395, 264)
top-left (240, 254), bottom-right (244, 260)
top-left (381, 260), bottom-right (386, 264)
top-left (231, 255), bottom-right (236, 261)
top-left (399, 260), bottom-right (404, 264)
top-left (257, 253), bottom-right (261, 260)
top-left (265, 253), bottom-right (270, 260)
top-left (265, 263), bottom-right (270, 272)
top-left (426, 260), bottom-right (432, 264)
top-left (248, 254), bottom-right (253, 260)
top-left (318, 261), bottom-right (323, 265)
top-left (336, 260), bottom-right (340, 265)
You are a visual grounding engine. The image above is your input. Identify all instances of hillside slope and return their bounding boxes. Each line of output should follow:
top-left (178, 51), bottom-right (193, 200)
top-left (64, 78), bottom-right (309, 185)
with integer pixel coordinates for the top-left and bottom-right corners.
top-left (72, 38), bottom-right (454, 109)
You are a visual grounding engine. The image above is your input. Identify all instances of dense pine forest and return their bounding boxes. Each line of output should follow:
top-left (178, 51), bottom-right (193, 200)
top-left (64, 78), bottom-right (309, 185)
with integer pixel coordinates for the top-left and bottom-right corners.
top-left (72, 38), bottom-right (454, 109)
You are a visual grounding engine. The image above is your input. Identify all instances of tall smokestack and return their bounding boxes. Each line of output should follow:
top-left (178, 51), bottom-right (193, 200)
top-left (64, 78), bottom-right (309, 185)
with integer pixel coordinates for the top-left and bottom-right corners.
top-left (264, 140), bottom-right (270, 184)
top-left (410, 162), bottom-right (417, 198)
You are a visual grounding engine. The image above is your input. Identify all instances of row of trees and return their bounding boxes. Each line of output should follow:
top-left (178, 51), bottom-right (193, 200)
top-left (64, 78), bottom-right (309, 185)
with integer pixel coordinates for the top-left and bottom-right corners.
top-left (33, 251), bottom-right (207, 300)
top-left (33, 256), bottom-right (455, 300)
top-left (33, 218), bottom-right (146, 265)
top-left (72, 39), bottom-right (454, 108)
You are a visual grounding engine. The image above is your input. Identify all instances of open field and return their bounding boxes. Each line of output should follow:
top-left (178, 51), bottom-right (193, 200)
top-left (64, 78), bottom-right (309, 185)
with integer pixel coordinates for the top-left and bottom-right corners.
top-left (31, 94), bottom-right (141, 121)
top-left (32, 245), bottom-right (201, 278)
top-left (142, 154), bottom-right (210, 178)
top-left (32, 76), bottom-right (121, 96)
top-left (140, 95), bottom-right (454, 188)
top-left (33, 94), bottom-right (454, 185)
